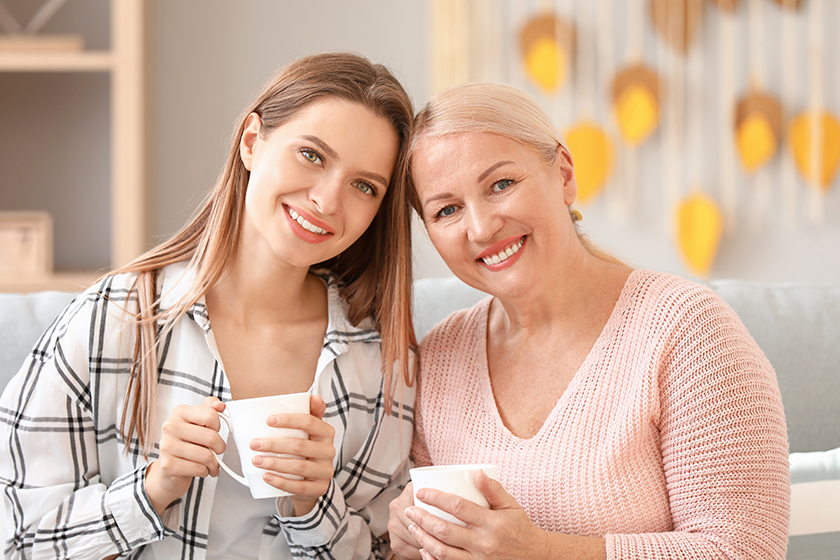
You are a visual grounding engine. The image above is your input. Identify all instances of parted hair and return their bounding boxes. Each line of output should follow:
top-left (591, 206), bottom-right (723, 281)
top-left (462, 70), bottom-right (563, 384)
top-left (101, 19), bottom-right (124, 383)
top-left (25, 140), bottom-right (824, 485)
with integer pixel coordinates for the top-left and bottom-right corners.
top-left (114, 52), bottom-right (417, 452)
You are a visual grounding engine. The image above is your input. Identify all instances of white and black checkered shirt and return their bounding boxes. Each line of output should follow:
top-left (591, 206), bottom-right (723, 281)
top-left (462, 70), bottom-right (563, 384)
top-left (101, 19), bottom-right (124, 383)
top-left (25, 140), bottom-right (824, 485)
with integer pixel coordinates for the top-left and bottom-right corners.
top-left (0, 263), bottom-right (415, 559)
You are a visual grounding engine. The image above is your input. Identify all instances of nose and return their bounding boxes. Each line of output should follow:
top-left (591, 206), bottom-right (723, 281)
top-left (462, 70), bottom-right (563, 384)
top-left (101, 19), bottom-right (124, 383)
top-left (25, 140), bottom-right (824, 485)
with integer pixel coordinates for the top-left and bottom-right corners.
top-left (464, 200), bottom-right (503, 244)
top-left (308, 175), bottom-right (343, 216)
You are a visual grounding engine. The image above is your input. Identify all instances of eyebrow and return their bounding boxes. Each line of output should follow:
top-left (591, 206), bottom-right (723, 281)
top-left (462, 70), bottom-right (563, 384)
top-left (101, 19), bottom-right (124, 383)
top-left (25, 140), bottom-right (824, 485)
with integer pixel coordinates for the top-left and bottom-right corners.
top-left (478, 161), bottom-right (515, 182)
top-left (299, 134), bottom-right (390, 186)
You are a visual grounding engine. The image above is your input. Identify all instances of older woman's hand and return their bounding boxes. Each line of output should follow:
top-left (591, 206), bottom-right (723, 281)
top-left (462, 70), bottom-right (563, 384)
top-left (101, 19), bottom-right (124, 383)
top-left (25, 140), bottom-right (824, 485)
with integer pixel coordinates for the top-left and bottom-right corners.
top-left (389, 482), bottom-right (424, 559)
top-left (403, 470), bottom-right (551, 560)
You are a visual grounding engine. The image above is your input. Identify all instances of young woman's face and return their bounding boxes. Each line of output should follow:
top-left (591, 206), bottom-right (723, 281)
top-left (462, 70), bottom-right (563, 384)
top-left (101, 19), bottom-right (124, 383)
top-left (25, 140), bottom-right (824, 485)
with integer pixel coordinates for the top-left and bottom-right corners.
top-left (411, 131), bottom-right (576, 297)
top-left (239, 98), bottom-right (399, 270)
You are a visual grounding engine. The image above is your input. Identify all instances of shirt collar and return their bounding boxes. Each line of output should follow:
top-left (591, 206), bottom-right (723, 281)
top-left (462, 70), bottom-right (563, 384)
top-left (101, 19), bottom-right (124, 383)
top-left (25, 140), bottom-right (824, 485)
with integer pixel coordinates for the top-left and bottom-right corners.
top-left (155, 263), bottom-right (377, 341)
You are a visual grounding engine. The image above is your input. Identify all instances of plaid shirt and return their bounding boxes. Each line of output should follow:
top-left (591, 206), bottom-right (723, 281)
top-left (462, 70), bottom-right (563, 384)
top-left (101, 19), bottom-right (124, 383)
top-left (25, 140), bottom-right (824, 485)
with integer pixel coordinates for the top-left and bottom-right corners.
top-left (0, 263), bottom-right (415, 560)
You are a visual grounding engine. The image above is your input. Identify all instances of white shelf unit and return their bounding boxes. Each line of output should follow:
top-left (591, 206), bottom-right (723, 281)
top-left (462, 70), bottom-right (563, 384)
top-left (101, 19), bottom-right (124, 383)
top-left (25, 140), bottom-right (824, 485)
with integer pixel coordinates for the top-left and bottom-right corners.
top-left (0, 0), bottom-right (145, 293)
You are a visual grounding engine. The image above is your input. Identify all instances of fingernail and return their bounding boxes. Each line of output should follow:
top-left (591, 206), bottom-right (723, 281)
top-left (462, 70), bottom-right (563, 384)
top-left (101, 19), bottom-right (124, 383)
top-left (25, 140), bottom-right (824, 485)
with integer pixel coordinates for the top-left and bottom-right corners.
top-left (267, 416), bottom-right (278, 426)
top-left (263, 473), bottom-right (274, 483)
top-left (253, 455), bottom-right (264, 466)
top-left (250, 439), bottom-right (261, 450)
top-left (408, 523), bottom-right (418, 535)
top-left (404, 507), bottom-right (415, 521)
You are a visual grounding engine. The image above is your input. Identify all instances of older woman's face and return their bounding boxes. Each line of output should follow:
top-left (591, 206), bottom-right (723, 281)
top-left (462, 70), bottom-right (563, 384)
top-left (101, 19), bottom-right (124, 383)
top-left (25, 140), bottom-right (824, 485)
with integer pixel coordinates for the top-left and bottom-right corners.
top-left (411, 132), bottom-right (576, 296)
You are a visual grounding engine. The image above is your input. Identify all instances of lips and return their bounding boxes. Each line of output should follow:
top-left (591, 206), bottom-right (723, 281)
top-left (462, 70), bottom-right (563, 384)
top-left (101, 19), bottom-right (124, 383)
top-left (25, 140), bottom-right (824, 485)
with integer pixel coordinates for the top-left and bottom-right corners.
top-left (283, 204), bottom-right (334, 243)
top-left (477, 235), bottom-right (526, 268)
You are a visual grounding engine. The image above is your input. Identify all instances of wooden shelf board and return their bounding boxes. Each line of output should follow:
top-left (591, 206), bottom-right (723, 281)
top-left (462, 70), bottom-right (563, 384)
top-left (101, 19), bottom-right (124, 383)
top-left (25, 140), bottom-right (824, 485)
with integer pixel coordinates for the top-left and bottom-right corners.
top-left (0, 51), bottom-right (113, 72)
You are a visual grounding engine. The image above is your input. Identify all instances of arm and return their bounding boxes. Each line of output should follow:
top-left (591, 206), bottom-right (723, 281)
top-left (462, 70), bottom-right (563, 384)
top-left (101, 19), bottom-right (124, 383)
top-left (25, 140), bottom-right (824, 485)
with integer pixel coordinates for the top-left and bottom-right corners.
top-left (0, 298), bottom-right (170, 560)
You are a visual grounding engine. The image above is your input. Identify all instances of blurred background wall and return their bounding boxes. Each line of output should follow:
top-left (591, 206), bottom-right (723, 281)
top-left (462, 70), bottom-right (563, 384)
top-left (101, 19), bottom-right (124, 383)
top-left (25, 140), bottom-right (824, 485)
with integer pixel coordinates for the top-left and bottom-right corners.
top-left (1, 0), bottom-right (838, 284)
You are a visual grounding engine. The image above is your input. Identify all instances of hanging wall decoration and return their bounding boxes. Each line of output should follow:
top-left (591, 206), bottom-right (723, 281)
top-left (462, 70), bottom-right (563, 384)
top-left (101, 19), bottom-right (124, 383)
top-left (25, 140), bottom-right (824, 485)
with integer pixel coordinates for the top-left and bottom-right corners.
top-left (676, 192), bottom-right (724, 279)
top-left (788, 111), bottom-right (840, 190)
top-left (770, 0), bottom-right (805, 8)
top-left (649, 0), bottom-right (704, 54)
top-left (735, 92), bottom-right (783, 174)
top-left (611, 64), bottom-right (661, 147)
top-left (709, 0), bottom-right (742, 11)
top-left (519, 12), bottom-right (575, 94)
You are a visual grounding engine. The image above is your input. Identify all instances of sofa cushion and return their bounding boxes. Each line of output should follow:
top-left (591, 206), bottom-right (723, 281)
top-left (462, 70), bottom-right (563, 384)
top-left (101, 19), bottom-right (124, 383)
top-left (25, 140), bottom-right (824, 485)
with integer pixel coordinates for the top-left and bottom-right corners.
top-left (0, 291), bottom-right (76, 390)
top-left (710, 281), bottom-right (840, 453)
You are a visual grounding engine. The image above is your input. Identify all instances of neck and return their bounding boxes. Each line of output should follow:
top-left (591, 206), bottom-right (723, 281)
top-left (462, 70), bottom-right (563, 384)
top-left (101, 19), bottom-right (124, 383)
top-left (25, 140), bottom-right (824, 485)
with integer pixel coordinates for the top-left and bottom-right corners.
top-left (491, 248), bottom-right (630, 342)
top-left (206, 240), bottom-right (326, 327)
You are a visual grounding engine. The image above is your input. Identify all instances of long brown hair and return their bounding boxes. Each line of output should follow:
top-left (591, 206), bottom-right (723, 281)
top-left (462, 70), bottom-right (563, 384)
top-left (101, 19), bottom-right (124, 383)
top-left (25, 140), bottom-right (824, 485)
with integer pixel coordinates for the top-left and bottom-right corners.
top-left (114, 52), bottom-right (416, 453)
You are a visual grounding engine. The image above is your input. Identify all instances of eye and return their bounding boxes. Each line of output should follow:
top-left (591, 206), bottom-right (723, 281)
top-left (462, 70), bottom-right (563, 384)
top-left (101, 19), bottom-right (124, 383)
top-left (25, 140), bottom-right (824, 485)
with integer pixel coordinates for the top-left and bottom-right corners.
top-left (492, 178), bottom-right (514, 192)
top-left (434, 205), bottom-right (457, 219)
top-left (300, 148), bottom-right (322, 165)
top-left (353, 181), bottom-right (378, 198)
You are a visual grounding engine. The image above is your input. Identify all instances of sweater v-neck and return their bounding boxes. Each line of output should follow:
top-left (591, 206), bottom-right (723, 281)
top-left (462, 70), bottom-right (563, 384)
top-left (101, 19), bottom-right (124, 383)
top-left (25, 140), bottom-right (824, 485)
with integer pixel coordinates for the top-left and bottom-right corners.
top-left (475, 269), bottom-right (640, 442)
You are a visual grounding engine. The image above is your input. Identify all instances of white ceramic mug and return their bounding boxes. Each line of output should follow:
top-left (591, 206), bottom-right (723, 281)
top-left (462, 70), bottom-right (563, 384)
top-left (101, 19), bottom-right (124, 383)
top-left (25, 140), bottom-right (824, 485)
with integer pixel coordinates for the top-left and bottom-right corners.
top-left (216, 392), bottom-right (311, 499)
top-left (409, 464), bottom-right (498, 526)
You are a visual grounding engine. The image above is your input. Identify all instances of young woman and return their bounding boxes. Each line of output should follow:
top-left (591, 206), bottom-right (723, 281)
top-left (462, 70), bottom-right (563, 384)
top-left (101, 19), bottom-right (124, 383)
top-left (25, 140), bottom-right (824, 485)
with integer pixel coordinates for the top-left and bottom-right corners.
top-left (0, 52), bottom-right (416, 560)
top-left (388, 83), bottom-right (789, 560)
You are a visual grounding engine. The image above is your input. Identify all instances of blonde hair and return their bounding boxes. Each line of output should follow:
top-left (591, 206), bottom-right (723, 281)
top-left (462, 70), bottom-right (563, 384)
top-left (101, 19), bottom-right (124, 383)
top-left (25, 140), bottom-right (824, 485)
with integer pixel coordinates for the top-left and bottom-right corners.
top-left (410, 82), bottom-right (621, 265)
top-left (113, 52), bottom-right (416, 453)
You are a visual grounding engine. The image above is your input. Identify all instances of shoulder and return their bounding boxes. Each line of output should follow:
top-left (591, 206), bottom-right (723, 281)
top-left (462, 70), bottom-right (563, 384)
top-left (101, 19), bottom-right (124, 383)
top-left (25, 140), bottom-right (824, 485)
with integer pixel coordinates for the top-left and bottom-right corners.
top-left (419, 296), bottom-right (491, 364)
top-left (624, 269), bottom-right (734, 328)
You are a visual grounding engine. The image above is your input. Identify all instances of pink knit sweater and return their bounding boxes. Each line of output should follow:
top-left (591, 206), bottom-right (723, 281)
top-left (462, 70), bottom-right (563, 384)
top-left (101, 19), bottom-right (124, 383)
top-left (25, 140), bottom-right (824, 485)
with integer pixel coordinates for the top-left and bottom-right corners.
top-left (412, 270), bottom-right (789, 559)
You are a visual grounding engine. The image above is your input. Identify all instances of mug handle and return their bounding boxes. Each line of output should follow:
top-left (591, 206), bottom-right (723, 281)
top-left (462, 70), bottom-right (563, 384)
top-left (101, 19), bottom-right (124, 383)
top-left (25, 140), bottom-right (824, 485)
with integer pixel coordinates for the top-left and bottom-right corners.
top-left (216, 412), bottom-right (249, 487)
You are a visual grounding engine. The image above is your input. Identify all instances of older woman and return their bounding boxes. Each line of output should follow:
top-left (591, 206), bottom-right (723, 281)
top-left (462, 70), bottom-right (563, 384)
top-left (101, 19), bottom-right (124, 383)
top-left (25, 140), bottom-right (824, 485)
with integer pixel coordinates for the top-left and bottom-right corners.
top-left (388, 83), bottom-right (789, 560)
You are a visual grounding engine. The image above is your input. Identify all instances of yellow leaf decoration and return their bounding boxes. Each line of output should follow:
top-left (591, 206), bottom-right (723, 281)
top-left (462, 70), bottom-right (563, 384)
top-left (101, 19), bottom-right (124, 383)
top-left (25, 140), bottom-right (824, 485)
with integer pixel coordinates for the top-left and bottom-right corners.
top-left (564, 122), bottom-right (614, 204)
top-left (788, 111), bottom-right (840, 190)
top-left (519, 13), bottom-right (575, 94)
top-left (612, 64), bottom-right (661, 147)
top-left (676, 192), bottom-right (723, 278)
top-left (736, 114), bottom-right (777, 173)
top-left (734, 92), bottom-right (782, 174)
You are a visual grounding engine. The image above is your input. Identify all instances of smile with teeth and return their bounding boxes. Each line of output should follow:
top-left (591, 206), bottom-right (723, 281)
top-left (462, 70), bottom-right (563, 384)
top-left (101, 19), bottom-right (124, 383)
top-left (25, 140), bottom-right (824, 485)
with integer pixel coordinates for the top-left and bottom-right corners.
top-left (287, 207), bottom-right (328, 235)
top-left (481, 237), bottom-right (524, 266)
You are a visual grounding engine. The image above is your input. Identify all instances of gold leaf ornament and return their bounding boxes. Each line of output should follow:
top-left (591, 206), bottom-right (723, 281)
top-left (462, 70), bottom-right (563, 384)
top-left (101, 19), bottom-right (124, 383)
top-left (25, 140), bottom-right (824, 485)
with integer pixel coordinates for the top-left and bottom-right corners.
top-left (519, 13), bottom-right (575, 94)
top-left (788, 111), bottom-right (840, 190)
top-left (676, 192), bottom-right (723, 278)
top-left (649, 0), bottom-right (704, 54)
top-left (612, 64), bottom-right (662, 147)
top-left (734, 92), bottom-right (783, 173)
top-left (563, 122), bottom-right (614, 204)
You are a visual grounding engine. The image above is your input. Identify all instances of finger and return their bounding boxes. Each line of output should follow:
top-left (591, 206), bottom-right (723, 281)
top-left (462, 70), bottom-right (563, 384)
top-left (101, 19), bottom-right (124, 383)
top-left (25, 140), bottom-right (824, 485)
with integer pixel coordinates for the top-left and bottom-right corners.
top-left (202, 396), bottom-right (226, 412)
top-left (251, 436), bottom-right (336, 462)
top-left (414, 487), bottom-right (487, 529)
top-left (405, 505), bottom-right (469, 551)
top-left (169, 403), bottom-right (222, 432)
top-left (266, 413), bottom-right (335, 441)
top-left (475, 469), bottom-right (514, 510)
top-left (407, 520), bottom-right (461, 560)
top-left (157, 439), bottom-right (222, 477)
top-left (309, 394), bottom-right (326, 420)
top-left (262, 472), bottom-right (328, 500)
top-left (162, 416), bottom-right (226, 455)
top-left (252, 454), bottom-right (334, 481)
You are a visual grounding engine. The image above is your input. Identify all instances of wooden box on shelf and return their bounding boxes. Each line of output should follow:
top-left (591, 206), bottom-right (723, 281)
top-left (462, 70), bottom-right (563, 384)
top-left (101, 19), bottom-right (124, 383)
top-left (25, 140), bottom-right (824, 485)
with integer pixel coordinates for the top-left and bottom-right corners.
top-left (0, 211), bottom-right (52, 278)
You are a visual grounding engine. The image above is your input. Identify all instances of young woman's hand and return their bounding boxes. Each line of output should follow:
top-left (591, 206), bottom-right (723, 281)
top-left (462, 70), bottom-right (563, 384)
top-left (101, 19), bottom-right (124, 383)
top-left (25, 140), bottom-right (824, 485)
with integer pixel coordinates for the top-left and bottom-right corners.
top-left (145, 396), bottom-right (227, 515)
top-left (388, 482), bottom-right (423, 560)
top-left (252, 394), bottom-right (337, 516)
top-left (402, 471), bottom-right (556, 560)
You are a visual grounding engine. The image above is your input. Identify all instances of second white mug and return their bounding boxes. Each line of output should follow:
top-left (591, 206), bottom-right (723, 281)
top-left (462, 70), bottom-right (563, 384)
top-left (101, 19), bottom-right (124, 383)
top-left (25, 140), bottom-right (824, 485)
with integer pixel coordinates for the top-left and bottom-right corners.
top-left (409, 464), bottom-right (498, 526)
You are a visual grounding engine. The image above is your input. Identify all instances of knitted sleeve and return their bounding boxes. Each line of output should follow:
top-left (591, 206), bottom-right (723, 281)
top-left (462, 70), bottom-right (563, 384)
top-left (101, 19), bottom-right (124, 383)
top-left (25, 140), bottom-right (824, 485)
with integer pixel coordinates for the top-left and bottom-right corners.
top-left (411, 340), bottom-right (433, 469)
top-left (607, 286), bottom-right (790, 560)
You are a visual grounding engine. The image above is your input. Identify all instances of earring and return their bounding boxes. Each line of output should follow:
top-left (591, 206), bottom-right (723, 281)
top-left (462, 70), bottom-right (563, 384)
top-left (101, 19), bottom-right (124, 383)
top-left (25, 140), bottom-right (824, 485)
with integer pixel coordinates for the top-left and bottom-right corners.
top-left (570, 208), bottom-right (583, 223)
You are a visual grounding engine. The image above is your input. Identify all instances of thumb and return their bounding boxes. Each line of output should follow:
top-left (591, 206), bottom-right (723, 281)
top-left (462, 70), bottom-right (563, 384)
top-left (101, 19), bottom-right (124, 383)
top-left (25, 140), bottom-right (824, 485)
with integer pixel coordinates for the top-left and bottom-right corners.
top-left (309, 394), bottom-right (326, 420)
top-left (475, 469), bottom-right (516, 510)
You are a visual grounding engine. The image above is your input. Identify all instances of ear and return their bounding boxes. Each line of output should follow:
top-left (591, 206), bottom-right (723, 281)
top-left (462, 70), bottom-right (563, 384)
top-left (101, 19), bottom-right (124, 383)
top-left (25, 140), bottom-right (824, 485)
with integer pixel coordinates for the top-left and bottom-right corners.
top-left (556, 143), bottom-right (577, 206)
top-left (239, 113), bottom-right (261, 171)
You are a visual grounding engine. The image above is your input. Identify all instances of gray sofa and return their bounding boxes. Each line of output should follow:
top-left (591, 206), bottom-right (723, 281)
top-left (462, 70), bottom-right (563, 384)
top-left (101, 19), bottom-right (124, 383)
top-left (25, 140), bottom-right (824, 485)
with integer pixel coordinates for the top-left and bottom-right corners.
top-left (2, 276), bottom-right (839, 558)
